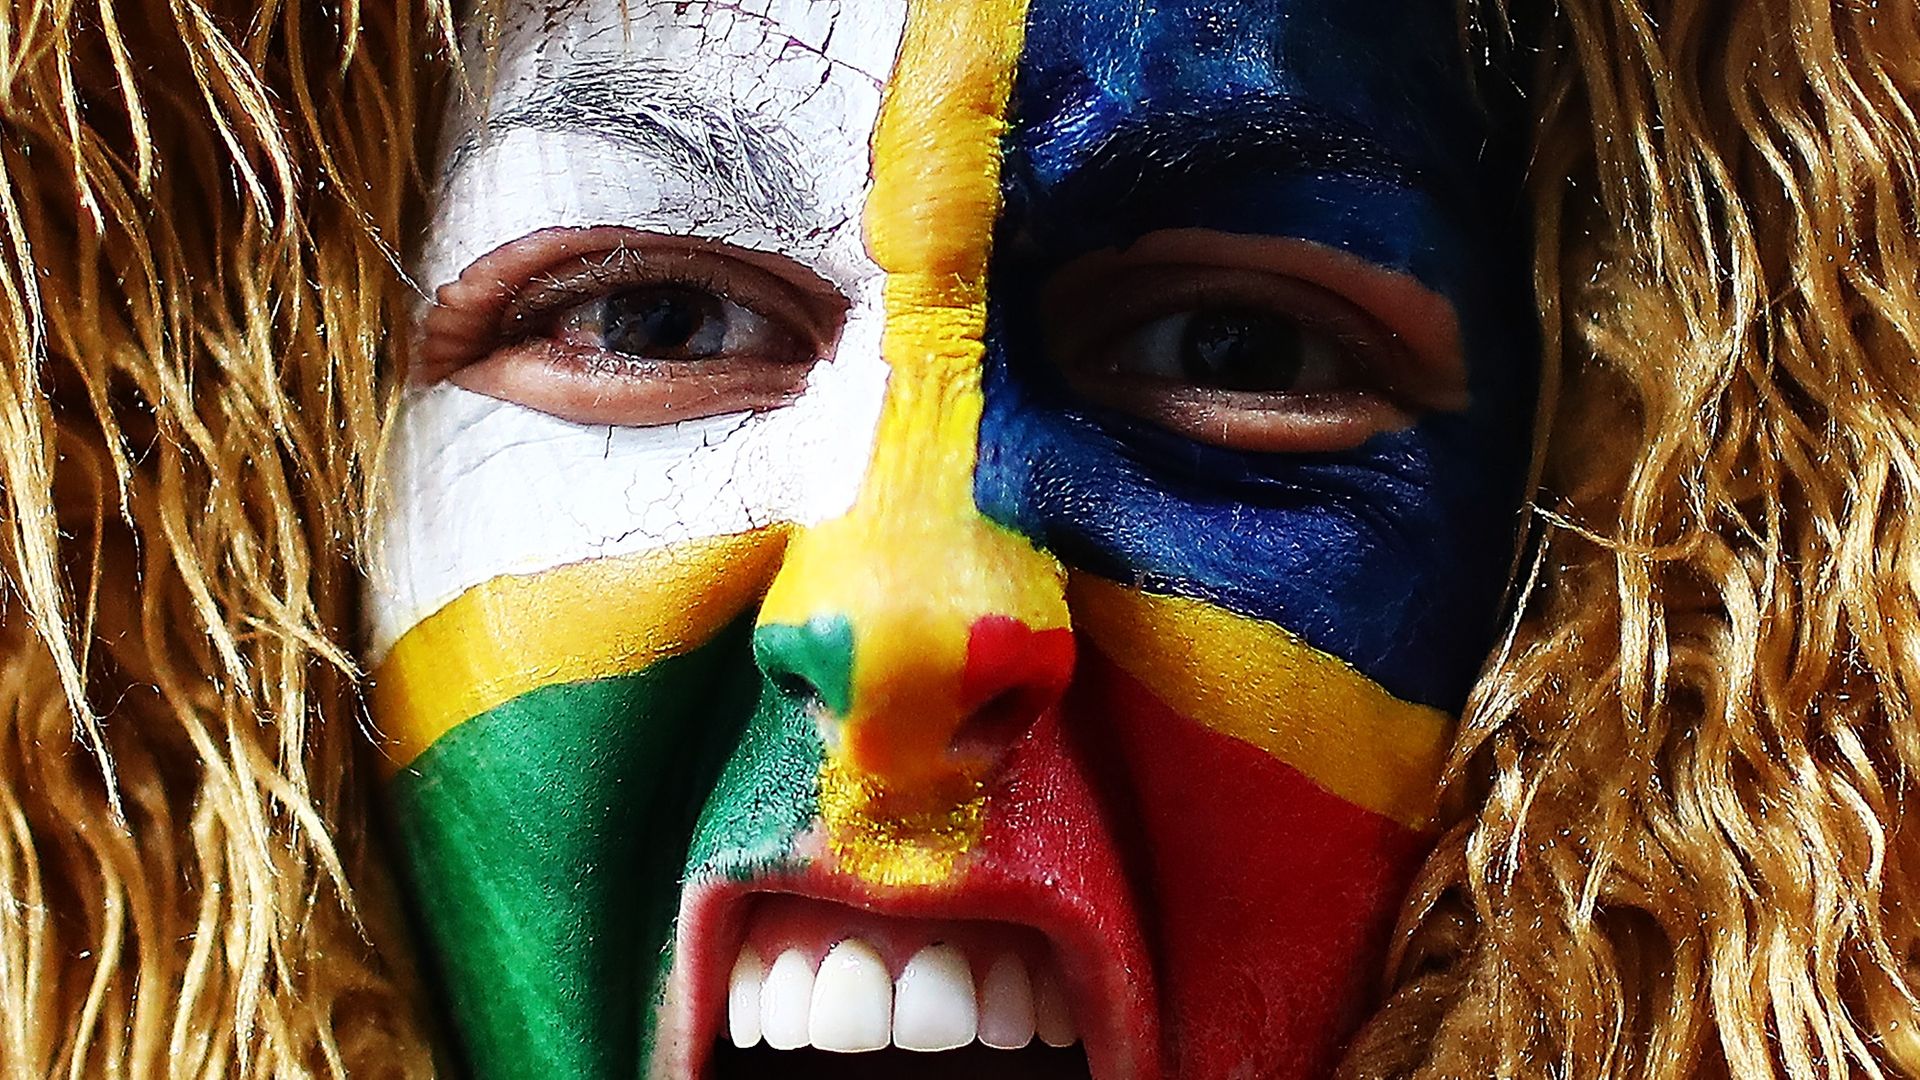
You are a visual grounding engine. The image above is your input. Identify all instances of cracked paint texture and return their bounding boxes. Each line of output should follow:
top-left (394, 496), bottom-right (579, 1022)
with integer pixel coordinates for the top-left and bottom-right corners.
top-left (370, 0), bottom-right (906, 661)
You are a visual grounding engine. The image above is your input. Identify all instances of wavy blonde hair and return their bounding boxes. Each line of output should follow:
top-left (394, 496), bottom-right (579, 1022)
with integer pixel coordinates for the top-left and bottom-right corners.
top-left (1347, 0), bottom-right (1920, 1076)
top-left (1, 0), bottom-right (1916, 1077)
top-left (0, 3), bottom-right (444, 1075)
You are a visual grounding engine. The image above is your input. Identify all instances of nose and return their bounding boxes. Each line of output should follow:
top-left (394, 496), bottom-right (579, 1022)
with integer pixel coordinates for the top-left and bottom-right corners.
top-left (752, 425), bottom-right (1077, 804)
top-left (754, 0), bottom-right (1069, 822)
top-left (753, 597), bottom-right (1076, 797)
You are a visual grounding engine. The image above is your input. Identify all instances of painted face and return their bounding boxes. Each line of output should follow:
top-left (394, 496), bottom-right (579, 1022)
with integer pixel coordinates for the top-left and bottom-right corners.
top-left (368, 1), bottom-right (1537, 1078)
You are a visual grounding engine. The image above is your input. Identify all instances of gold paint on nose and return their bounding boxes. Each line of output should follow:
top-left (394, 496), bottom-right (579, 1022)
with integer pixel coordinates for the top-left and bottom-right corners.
top-left (753, 0), bottom-right (1064, 887)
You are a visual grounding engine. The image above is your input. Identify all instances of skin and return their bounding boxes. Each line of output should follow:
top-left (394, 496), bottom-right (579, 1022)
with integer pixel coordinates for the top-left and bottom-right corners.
top-left (367, 1), bottom-right (1538, 1078)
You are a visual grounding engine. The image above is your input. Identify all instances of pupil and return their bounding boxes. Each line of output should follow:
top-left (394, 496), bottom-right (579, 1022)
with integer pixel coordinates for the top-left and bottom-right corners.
top-left (1179, 309), bottom-right (1303, 390)
top-left (602, 286), bottom-right (726, 358)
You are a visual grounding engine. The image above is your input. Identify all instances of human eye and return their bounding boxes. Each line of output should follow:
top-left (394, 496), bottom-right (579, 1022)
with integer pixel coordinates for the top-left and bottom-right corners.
top-left (416, 226), bottom-right (847, 426)
top-left (1044, 232), bottom-right (1469, 454)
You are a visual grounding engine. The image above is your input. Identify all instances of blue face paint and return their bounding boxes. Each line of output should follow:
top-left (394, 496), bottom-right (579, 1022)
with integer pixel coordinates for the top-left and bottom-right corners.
top-left (978, 0), bottom-right (1539, 709)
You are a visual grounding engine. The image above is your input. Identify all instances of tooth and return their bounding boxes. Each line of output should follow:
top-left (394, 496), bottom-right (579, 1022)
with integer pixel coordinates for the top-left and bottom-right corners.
top-left (978, 954), bottom-right (1037, 1050)
top-left (761, 949), bottom-right (816, 1051)
top-left (728, 947), bottom-right (766, 1048)
top-left (1033, 965), bottom-right (1078, 1047)
top-left (808, 939), bottom-right (892, 1052)
top-left (892, 943), bottom-right (978, 1052)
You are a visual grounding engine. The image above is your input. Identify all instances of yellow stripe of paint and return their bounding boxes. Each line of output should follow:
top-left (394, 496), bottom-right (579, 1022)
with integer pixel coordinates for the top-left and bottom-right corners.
top-left (1069, 575), bottom-right (1452, 829)
top-left (865, 0), bottom-right (1024, 282)
top-left (755, 0), bottom-right (1055, 642)
top-left (370, 529), bottom-right (786, 773)
top-left (779, 0), bottom-right (1035, 888)
top-left (854, 0), bottom-right (1032, 525)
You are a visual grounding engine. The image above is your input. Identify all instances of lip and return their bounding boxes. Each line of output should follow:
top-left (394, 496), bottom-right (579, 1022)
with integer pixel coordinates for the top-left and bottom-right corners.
top-left (656, 869), bottom-right (1159, 1080)
top-left (650, 709), bottom-right (1162, 1080)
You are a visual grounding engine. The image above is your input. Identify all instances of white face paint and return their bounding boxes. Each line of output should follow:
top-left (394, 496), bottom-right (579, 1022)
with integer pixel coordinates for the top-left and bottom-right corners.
top-left (368, 0), bottom-right (909, 662)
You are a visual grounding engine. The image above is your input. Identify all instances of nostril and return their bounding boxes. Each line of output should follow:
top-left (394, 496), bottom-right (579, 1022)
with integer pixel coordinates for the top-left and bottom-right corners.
top-left (753, 612), bottom-right (1073, 787)
top-left (751, 616), bottom-right (856, 718)
top-left (768, 671), bottom-right (823, 713)
top-left (951, 687), bottom-right (1042, 766)
top-left (952, 617), bottom-right (1076, 771)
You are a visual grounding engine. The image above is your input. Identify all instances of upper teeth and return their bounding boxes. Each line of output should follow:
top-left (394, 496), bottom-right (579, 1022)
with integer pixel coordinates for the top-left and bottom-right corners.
top-left (979, 954), bottom-right (1037, 1050)
top-left (727, 941), bottom-right (1080, 1053)
top-left (811, 940), bottom-right (892, 1052)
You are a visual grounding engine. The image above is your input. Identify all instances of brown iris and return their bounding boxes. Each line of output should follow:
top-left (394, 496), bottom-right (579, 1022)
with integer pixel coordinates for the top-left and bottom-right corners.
top-left (418, 226), bottom-right (848, 426)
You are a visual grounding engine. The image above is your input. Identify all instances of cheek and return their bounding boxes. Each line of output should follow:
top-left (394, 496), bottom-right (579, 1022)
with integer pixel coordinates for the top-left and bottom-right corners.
top-left (371, 522), bottom-right (778, 1076)
top-left (383, 612), bottom-right (772, 1078)
top-left (367, 322), bottom-right (889, 664)
top-left (972, 320), bottom-right (1522, 1074)
top-left (974, 357), bottom-right (1522, 711)
top-left (1065, 651), bottom-right (1433, 1077)
top-left (368, 389), bottom-right (781, 660)
top-left (364, 328), bottom-right (896, 838)
top-left (363, 311), bottom-right (890, 1072)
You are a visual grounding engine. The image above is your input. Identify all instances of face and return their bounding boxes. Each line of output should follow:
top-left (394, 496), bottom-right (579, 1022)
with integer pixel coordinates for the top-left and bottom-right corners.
top-left (366, 1), bottom-right (1537, 1078)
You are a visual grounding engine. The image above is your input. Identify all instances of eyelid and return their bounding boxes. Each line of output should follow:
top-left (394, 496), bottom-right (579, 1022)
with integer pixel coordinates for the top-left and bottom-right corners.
top-left (1043, 228), bottom-right (1469, 412)
top-left (415, 225), bottom-right (849, 386)
top-left (1071, 269), bottom-right (1388, 381)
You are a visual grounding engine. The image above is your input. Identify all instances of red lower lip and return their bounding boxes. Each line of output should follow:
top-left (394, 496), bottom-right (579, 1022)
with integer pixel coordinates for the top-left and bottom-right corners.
top-left (658, 709), bottom-right (1160, 1080)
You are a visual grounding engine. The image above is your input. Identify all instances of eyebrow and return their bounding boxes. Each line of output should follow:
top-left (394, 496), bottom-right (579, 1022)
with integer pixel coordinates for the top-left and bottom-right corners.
top-left (1020, 94), bottom-right (1432, 205)
top-left (443, 63), bottom-right (815, 232)
top-left (1003, 91), bottom-right (1478, 261)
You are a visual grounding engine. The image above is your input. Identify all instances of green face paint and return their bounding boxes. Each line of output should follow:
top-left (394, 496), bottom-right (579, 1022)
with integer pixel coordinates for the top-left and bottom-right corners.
top-left (642, 670), bottom-right (826, 1068)
top-left (749, 615), bottom-right (856, 717)
top-left (390, 620), bottom-right (767, 1080)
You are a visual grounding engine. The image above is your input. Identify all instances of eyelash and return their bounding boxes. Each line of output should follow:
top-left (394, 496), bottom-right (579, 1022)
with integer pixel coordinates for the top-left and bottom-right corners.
top-left (1081, 276), bottom-right (1387, 370)
top-left (1039, 246), bottom-right (1468, 453)
top-left (416, 226), bottom-right (846, 426)
top-left (501, 259), bottom-right (731, 338)
top-left (418, 227), bottom-right (1464, 454)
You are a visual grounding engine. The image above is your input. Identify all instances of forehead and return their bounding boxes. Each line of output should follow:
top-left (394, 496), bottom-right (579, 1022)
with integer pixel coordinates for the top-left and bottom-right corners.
top-left (426, 0), bottom-right (1481, 242)
top-left (1017, 0), bottom-right (1473, 136)
top-left (1009, 0), bottom-right (1485, 285)
top-left (419, 0), bottom-right (909, 289)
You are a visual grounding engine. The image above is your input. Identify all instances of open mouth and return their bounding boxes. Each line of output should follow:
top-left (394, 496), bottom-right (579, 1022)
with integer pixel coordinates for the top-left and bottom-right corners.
top-left (649, 686), bottom-right (1169, 1080)
top-left (710, 895), bottom-right (1092, 1077)
top-left (661, 882), bottom-right (1154, 1080)
top-left (723, 895), bottom-right (1079, 1052)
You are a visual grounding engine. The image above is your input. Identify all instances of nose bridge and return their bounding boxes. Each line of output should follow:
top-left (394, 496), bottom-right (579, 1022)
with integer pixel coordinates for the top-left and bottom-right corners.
top-left (755, 0), bottom-right (1066, 807)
